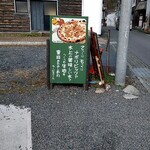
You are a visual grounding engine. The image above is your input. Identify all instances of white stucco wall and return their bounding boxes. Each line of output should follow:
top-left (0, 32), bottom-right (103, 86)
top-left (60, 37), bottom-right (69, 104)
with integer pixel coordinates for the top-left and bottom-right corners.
top-left (82, 0), bottom-right (103, 35)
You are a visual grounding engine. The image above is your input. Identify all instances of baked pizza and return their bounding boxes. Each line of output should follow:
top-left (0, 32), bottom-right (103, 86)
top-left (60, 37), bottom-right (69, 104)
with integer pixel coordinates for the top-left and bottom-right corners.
top-left (57, 20), bottom-right (86, 43)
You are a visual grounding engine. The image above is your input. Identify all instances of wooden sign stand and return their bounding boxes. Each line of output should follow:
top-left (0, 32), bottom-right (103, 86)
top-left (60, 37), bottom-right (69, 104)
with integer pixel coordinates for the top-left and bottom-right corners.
top-left (90, 27), bottom-right (105, 89)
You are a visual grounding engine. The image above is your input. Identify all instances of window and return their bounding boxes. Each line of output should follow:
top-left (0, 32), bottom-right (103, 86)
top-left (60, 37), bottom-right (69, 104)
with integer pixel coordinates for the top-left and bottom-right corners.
top-left (44, 1), bottom-right (57, 15)
top-left (15, 0), bottom-right (28, 13)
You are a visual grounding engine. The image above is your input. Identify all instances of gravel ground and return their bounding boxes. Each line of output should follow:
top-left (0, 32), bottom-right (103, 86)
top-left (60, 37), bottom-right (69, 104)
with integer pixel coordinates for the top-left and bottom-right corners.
top-left (0, 46), bottom-right (150, 150)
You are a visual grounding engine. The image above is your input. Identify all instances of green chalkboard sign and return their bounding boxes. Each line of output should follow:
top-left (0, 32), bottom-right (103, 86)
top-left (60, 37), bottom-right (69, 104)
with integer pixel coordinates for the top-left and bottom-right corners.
top-left (49, 15), bottom-right (89, 85)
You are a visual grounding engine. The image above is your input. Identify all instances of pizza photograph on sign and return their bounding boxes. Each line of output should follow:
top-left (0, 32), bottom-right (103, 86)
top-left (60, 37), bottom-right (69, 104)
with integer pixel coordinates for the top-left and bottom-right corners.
top-left (52, 17), bottom-right (87, 44)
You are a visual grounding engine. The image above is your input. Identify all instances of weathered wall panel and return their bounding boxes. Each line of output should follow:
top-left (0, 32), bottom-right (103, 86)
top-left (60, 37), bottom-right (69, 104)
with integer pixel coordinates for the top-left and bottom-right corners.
top-left (58, 0), bottom-right (82, 16)
top-left (0, 0), bottom-right (30, 32)
top-left (0, 0), bottom-right (82, 32)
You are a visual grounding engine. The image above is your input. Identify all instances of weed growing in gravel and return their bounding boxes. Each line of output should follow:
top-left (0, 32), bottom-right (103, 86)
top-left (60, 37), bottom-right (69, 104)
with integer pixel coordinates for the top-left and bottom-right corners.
top-left (0, 68), bottom-right (47, 94)
top-left (88, 71), bottom-right (115, 88)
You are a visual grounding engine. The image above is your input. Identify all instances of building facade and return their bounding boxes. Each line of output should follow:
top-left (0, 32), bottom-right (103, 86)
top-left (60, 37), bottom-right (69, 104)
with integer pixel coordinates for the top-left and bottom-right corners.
top-left (132, 0), bottom-right (148, 29)
top-left (0, 0), bottom-right (82, 32)
top-left (116, 0), bottom-right (149, 30)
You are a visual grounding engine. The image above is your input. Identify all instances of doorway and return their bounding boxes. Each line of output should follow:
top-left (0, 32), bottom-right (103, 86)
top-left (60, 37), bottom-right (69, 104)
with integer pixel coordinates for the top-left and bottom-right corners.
top-left (31, 0), bottom-right (57, 31)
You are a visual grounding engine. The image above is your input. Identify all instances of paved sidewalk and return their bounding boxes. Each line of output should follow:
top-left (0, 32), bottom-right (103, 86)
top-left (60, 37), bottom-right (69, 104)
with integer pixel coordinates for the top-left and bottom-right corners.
top-left (0, 36), bottom-right (49, 46)
top-left (128, 52), bottom-right (150, 93)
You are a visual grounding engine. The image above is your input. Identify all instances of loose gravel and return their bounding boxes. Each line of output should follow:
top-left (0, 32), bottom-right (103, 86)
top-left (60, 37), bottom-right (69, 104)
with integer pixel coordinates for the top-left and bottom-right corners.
top-left (0, 46), bottom-right (150, 150)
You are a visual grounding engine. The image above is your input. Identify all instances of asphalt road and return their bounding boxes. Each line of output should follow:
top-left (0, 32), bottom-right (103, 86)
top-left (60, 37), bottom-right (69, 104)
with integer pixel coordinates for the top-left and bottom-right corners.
top-left (105, 27), bottom-right (150, 67)
top-left (102, 27), bottom-right (150, 92)
top-left (129, 31), bottom-right (150, 67)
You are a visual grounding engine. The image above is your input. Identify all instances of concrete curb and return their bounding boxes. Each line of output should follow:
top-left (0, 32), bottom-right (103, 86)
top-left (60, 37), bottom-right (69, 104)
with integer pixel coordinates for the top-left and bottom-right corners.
top-left (0, 41), bottom-right (46, 46)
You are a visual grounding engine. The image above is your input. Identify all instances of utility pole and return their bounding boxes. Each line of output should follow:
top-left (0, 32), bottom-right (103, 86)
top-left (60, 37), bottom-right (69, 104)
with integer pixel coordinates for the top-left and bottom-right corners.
top-left (115, 0), bottom-right (132, 86)
top-left (146, 0), bottom-right (150, 29)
